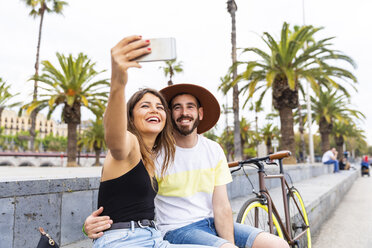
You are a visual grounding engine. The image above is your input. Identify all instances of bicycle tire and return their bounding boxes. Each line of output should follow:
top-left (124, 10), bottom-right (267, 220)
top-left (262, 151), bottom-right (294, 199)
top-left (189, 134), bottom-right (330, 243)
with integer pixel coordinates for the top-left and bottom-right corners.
top-left (287, 188), bottom-right (311, 248)
top-left (236, 198), bottom-right (284, 239)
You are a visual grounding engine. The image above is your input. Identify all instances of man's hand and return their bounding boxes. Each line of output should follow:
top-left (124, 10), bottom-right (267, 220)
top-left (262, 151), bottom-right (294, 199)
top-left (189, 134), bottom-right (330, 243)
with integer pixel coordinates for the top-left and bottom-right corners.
top-left (84, 207), bottom-right (113, 239)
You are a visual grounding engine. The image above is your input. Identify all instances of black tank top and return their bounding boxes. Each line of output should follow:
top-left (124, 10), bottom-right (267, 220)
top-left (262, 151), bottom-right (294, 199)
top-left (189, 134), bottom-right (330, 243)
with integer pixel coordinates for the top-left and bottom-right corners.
top-left (97, 160), bottom-right (157, 222)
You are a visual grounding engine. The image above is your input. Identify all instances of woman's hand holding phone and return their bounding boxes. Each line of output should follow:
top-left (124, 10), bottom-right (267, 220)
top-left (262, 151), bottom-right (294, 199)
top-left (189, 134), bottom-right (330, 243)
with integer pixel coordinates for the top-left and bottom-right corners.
top-left (110, 35), bottom-right (151, 85)
top-left (110, 35), bottom-right (177, 85)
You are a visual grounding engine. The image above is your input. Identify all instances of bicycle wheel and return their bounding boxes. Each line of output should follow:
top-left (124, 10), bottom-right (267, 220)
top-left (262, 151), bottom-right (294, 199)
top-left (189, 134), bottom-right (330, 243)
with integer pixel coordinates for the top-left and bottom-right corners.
top-left (287, 188), bottom-right (311, 248)
top-left (236, 198), bottom-right (284, 239)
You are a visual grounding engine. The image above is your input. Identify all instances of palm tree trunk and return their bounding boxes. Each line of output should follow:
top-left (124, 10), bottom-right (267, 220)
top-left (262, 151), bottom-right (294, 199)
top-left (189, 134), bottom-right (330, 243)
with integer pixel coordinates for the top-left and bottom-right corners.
top-left (0, 107), bottom-right (4, 126)
top-left (29, 109), bottom-right (38, 151)
top-left (320, 131), bottom-right (330, 155)
top-left (168, 66), bottom-right (173, 86)
top-left (335, 136), bottom-right (344, 160)
top-left (319, 119), bottom-right (331, 154)
top-left (63, 101), bottom-right (81, 166)
top-left (278, 106), bottom-right (296, 163)
top-left (30, 4), bottom-right (46, 151)
top-left (95, 147), bottom-right (101, 166)
top-left (266, 137), bottom-right (272, 154)
top-left (227, 0), bottom-right (242, 160)
top-left (67, 122), bottom-right (78, 167)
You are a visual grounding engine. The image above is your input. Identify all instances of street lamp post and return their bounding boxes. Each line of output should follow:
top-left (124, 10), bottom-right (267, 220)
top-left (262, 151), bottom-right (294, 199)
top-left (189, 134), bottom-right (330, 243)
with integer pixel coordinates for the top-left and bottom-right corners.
top-left (306, 81), bottom-right (315, 163)
top-left (303, 0), bottom-right (315, 163)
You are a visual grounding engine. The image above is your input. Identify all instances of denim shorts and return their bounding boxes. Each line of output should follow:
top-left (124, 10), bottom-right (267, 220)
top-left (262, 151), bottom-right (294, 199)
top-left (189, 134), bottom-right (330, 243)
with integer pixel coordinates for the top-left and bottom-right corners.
top-left (163, 218), bottom-right (263, 248)
top-left (93, 226), bottom-right (213, 248)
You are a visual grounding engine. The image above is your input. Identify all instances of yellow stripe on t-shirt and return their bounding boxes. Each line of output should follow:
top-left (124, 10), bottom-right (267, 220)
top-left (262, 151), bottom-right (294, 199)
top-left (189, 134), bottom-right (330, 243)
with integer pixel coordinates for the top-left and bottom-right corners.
top-left (215, 157), bottom-right (232, 186)
top-left (156, 160), bottom-right (232, 197)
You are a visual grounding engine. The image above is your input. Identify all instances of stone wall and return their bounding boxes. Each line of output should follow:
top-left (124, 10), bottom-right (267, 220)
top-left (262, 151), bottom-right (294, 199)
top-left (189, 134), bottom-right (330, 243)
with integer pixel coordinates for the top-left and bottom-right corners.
top-left (0, 177), bottom-right (99, 248)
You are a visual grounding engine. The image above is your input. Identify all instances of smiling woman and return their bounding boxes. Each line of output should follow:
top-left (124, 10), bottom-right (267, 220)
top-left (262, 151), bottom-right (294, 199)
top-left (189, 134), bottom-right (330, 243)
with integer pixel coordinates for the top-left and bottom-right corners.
top-left (88, 35), bottom-right (210, 248)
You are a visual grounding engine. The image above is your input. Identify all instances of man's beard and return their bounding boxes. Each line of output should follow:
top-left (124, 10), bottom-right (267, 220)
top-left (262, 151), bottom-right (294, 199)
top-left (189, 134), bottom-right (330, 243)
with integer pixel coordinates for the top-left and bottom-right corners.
top-left (172, 114), bottom-right (200, 136)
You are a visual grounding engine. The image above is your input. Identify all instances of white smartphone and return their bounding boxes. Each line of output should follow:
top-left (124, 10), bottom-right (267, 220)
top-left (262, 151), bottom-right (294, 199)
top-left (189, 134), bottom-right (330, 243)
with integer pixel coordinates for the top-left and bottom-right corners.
top-left (136, 37), bottom-right (177, 62)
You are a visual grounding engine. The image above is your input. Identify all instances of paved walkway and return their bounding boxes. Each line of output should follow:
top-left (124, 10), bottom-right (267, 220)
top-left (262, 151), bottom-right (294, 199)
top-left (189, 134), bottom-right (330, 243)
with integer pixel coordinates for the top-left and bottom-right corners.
top-left (312, 173), bottom-right (372, 248)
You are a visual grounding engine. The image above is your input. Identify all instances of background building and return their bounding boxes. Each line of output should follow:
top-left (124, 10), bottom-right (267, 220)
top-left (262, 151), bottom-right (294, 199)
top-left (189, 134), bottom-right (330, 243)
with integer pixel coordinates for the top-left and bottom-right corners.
top-left (0, 109), bottom-right (68, 138)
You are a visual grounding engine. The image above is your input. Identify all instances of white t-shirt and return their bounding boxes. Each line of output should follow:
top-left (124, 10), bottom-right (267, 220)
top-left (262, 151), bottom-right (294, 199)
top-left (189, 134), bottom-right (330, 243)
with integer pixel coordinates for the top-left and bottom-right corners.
top-left (154, 135), bottom-right (232, 236)
top-left (322, 150), bottom-right (334, 163)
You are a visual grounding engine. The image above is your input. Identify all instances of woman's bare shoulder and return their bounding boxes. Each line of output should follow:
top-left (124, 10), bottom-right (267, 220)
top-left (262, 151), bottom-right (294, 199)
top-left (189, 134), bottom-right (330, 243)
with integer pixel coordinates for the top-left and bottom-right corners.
top-left (101, 141), bottom-right (141, 181)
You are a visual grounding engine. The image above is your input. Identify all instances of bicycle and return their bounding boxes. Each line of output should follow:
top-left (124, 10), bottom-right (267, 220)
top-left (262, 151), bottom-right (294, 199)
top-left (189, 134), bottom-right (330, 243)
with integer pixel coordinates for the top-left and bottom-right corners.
top-left (228, 151), bottom-right (311, 248)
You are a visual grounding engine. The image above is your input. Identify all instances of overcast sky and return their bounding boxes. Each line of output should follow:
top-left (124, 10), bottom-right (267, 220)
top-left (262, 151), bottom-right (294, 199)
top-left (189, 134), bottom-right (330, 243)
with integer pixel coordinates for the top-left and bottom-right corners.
top-left (1, 0), bottom-right (371, 144)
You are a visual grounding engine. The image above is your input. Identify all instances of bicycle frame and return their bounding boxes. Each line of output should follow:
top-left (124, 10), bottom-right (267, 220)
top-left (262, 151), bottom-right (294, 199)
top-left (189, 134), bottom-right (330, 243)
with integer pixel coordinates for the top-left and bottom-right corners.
top-left (234, 152), bottom-right (309, 246)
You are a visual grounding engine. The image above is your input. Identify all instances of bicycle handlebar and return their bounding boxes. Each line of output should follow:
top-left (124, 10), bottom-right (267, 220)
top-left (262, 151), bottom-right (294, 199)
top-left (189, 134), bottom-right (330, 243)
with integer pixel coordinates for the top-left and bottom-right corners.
top-left (228, 161), bottom-right (239, 168)
top-left (228, 150), bottom-right (292, 168)
top-left (269, 150), bottom-right (291, 160)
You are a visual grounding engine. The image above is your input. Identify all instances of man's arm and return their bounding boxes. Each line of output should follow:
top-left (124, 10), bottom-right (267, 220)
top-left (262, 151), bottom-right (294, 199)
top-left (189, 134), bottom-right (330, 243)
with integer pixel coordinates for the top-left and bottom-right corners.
top-left (331, 151), bottom-right (338, 160)
top-left (212, 184), bottom-right (235, 245)
top-left (84, 207), bottom-right (113, 239)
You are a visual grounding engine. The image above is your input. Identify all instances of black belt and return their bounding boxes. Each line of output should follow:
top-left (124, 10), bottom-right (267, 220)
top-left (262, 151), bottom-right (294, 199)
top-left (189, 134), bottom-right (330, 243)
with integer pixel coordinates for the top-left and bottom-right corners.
top-left (108, 219), bottom-right (156, 231)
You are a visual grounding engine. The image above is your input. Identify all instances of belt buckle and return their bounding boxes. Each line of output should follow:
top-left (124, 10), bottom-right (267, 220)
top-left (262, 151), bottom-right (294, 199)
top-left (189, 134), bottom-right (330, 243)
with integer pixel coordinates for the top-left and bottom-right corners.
top-left (137, 220), bottom-right (149, 228)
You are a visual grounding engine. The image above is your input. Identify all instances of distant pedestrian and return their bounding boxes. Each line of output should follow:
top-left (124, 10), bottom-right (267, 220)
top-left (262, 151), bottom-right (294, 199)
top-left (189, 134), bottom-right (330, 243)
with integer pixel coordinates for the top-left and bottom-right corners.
top-left (322, 148), bottom-right (339, 173)
top-left (343, 151), bottom-right (349, 159)
top-left (339, 157), bottom-right (350, 170)
top-left (361, 155), bottom-right (370, 177)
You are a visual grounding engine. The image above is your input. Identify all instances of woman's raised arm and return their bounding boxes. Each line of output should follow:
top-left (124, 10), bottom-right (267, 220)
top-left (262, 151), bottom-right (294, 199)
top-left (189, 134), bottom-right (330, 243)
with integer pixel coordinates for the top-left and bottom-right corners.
top-left (104, 35), bottom-right (151, 160)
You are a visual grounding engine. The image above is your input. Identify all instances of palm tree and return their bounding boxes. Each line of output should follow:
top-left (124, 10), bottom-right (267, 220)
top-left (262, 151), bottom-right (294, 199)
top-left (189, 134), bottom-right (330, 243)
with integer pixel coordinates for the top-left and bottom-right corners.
top-left (159, 59), bottom-right (183, 86)
top-left (309, 88), bottom-right (364, 154)
top-left (346, 136), bottom-right (368, 159)
top-left (78, 119), bottom-right (106, 166)
top-left (226, 0), bottom-right (242, 160)
top-left (332, 121), bottom-right (365, 159)
top-left (217, 118), bottom-right (255, 160)
top-left (0, 78), bottom-right (21, 122)
top-left (218, 126), bottom-right (234, 161)
top-left (220, 23), bottom-right (357, 162)
top-left (22, 0), bottom-right (68, 150)
top-left (23, 53), bottom-right (109, 166)
top-left (261, 123), bottom-right (280, 154)
top-left (240, 117), bottom-right (255, 149)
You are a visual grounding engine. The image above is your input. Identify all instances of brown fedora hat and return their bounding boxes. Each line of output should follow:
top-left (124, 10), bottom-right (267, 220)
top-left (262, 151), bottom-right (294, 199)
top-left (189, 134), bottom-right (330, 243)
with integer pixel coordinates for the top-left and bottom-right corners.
top-left (160, 83), bottom-right (220, 134)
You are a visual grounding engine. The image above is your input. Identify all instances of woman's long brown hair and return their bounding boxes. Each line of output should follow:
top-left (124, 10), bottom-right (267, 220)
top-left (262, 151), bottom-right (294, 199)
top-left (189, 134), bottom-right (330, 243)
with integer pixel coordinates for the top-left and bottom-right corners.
top-left (127, 88), bottom-right (175, 179)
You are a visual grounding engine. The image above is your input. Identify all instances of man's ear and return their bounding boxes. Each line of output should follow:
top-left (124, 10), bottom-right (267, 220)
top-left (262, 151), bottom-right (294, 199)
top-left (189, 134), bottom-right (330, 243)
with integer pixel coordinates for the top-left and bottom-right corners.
top-left (198, 107), bottom-right (204, 121)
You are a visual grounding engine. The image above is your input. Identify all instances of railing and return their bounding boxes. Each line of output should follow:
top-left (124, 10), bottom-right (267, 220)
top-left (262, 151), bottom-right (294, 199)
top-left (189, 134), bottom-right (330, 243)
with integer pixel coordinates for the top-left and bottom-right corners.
top-left (0, 151), bottom-right (106, 158)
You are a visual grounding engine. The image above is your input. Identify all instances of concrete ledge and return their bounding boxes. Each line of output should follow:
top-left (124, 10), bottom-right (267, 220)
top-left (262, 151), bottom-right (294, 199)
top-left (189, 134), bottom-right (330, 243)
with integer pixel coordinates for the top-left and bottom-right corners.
top-left (305, 169), bottom-right (359, 234)
top-left (0, 177), bottom-right (99, 198)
